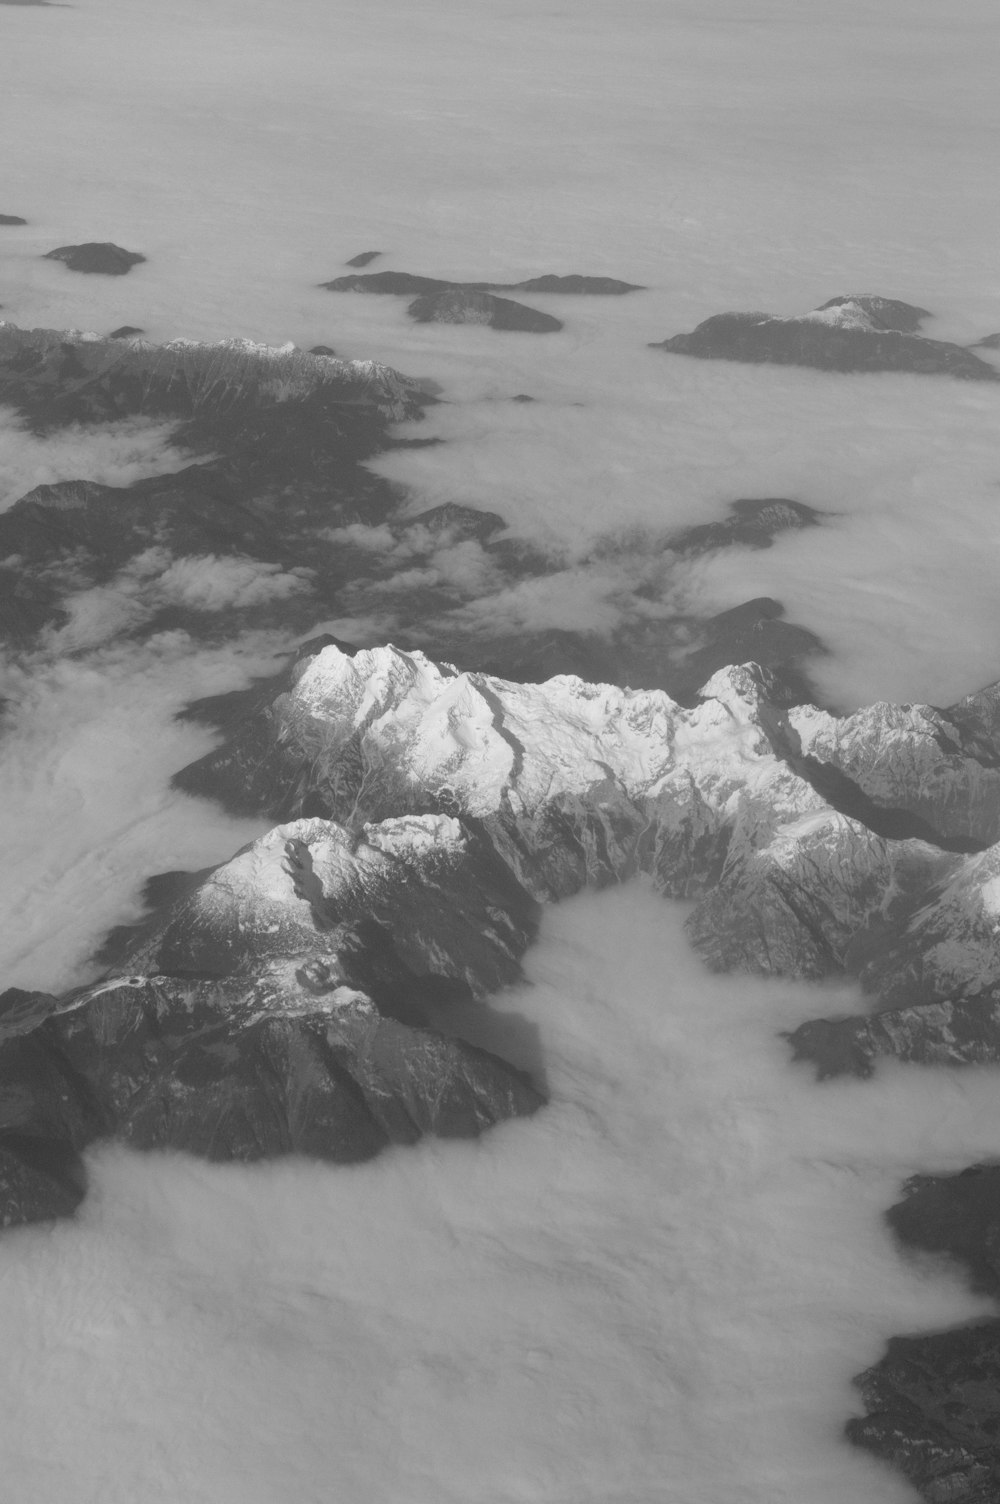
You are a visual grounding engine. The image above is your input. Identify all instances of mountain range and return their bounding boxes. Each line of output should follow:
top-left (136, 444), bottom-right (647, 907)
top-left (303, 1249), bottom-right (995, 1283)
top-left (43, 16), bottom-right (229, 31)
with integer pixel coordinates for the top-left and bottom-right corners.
top-left (1, 310), bottom-right (998, 1499)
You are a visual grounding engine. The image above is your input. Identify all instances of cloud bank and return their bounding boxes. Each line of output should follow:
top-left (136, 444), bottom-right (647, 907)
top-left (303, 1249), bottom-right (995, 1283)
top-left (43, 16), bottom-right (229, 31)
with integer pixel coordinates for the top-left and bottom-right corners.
top-left (1, 889), bottom-right (997, 1502)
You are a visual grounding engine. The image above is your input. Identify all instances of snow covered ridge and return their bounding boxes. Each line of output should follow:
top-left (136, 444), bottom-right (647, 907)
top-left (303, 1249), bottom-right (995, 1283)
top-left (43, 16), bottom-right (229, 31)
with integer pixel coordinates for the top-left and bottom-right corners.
top-left (651, 293), bottom-right (1000, 379)
top-left (0, 320), bottom-right (427, 422)
top-left (8, 639), bottom-right (1000, 1233)
top-left (177, 640), bottom-right (1000, 1006)
top-left (0, 805), bottom-right (544, 1229)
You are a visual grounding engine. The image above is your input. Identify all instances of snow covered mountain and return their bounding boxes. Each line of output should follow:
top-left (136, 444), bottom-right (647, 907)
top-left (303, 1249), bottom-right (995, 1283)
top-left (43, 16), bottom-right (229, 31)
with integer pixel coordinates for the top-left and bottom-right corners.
top-left (652, 293), bottom-right (1000, 380)
top-left (9, 636), bottom-right (1000, 1238)
top-left (176, 639), bottom-right (1000, 1001)
top-left (3, 305), bottom-right (1000, 1498)
top-left (0, 320), bottom-right (425, 424)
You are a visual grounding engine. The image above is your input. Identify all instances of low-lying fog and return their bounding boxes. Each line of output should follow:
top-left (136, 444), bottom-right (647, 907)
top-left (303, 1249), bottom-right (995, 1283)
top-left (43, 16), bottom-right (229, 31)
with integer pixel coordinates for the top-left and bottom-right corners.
top-left (2, 888), bottom-right (997, 1504)
top-left (0, 633), bottom-right (277, 992)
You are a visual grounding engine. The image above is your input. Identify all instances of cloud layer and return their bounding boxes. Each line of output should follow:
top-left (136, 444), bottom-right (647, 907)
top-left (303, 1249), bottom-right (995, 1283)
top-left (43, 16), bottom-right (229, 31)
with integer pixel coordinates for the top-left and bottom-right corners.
top-left (1, 889), bottom-right (997, 1502)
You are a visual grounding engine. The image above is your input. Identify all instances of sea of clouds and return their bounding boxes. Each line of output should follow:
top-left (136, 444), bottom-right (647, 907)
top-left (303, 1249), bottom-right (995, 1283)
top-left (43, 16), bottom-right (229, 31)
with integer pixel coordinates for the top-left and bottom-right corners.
top-left (2, 0), bottom-right (1000, 1496)
top-left (3, 890), bottom-right (1000, 1503)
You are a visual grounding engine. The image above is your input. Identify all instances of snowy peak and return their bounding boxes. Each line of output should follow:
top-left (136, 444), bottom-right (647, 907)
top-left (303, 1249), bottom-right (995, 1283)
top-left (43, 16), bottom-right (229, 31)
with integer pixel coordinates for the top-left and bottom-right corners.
top-left (0, 321), bottom-right (427, 423)
top-left (122, 809), bottom-right (538, 1005)
top-left (176, 641), bottom-right (1000, 1001)
top-left (650, 294), bottom-right (999, 380)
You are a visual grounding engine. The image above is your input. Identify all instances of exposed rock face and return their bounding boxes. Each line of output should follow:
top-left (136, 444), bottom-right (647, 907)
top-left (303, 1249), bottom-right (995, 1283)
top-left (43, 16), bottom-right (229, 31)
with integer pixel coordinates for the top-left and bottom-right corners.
top-left (108, 324), bottom-right (144, 339)
top-left (406, 288), bottom-right (563, 333)
top-left (0, 321), bottom-right (420, 426)
top-left (173, 641), bottom-right (1000, 1006)
top-left (345, 250), bottom-right (382, 267)
top-left (43, 242), bottom-right (147, 275)
top-left (23, 635), bottom-right (1000, 1237)
top-left (175, 647), bottom-right (799, 903)
top-left (651, 295), bottom-right (1000, 380)
top-left (0, 322), bottom-right (822, 697)
top-left (10, 635), bottom-right (1000, 1242)
top-left (0, 214), bottom-right (27, 225)
top-left (0, 1136), bottom-right (86, 1229)
top-left (786, 991), bottom-right (1000, 1078)
top-left (0, 974), bottom-right (541, 1198)
top-left (320, 270), bottom-right (643, 295)
top-left (816, 294), bottom-right (933, 333)
top-left (850, 1166), bottom-right (1000, 1499)
top-left (848, 1322), bottom-right (1000, 1503)
top-left (0, 809), bottom-right (545, 1229)
top-left (887, 1164), bottom-right (1000, 1298)
top-left (668, 497), bottom-right (822, 555)
top-left (119, 813), bottom-right (539, 1006)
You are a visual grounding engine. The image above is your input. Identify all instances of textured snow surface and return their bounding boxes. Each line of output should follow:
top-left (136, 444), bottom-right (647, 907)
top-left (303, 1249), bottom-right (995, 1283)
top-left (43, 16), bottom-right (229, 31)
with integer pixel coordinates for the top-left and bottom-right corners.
top-left (294, 646), bottom-right (782, 816)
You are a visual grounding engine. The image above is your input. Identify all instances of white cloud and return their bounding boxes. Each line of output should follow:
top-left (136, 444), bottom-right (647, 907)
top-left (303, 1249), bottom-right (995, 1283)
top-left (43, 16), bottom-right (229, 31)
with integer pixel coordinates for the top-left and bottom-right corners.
top-left (0, 410), bottom-right (193, 512)
top-left (436, 568), bottom-right (627, 638)
top-left (3, 0), bottom-right (998, 712)
top-left (43, 552), bottom-right (313, 651)
top-left (0, 889), bottom-right (996, 1502)
top-left (155, 555), bottom-right (314, 611)
top-left (322, 523), bottom-right (397, 553)
top-left (2, 3), bottom-right (1000, 1500)
top-left (0, 629), bottom-right (286, 992)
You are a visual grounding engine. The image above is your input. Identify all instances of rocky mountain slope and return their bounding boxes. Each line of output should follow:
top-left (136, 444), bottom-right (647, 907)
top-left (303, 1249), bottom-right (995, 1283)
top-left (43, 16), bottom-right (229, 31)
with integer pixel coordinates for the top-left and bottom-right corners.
top-left (173, 640), bottom-right (1000, 1005)
top-left (2, 307), bottom-right (1000, 1498)
top-left (652, 294), bottom-right (1000, 380)
top-left (0, 322), bottom-right (824, 698)
top-left (0, 808), bottom-right (544, 1228)
top-left (8, 639), bottom-right (1000, 1251)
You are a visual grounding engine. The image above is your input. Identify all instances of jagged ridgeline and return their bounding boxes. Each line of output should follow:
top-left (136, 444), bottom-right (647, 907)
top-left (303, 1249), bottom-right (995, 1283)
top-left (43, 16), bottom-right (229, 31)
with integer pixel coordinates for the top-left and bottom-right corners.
top-left (9, 640), bottom-right (1000, 1232)
top-left (5, 313), bottom-right (1000, 1499)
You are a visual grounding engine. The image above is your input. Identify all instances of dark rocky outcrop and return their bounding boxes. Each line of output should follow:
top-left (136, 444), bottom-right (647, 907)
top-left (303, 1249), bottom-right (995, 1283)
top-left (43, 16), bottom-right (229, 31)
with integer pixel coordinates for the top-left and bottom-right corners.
top-left (510, 274), bottom-right (644, 295)
top-left (668, 497), bottom-right (822, 556)
top-left (43, 242), bottom-right (147, 275)
top-left (320, 269), bottom-right (643, 296)
top-left (0, 322), bottom-right (418, 428)
top-left (345, 250), bottom-right (382, 267)
top-left (0, 811), bottom-right (544, 1228)
top-left (322, 271), bottom-right (451, 296)
top-left (0, 325), bottom-right (824, 694)
top-left (848, 1322), bottom-right (1000, 1502)
top-left (407, 288), bottom-right (563, 333)
top-left (0, 214), bottom-right (27, 225)
top-left (108, 324), bottom-right (144, 339)
top-left (786, 990), bottom-right (1000, 1078)
top-left (404, 501), bottom-right (508, 540)
top-left (816, 294), bottom-right (932, 333)
top-left (308, 343), bottom-right (337, 355)
top-left (848, 1160), bottom-right (1000, 1499)
top-left (0, 323), bottom-right (430, 643)
top-left (169, 640), bottom-right (1000, 996)
top-left (0, 1135), bottom-right (87, 1228)
top-left (0, 975), bottom-right (542, 1214)
top-left (887, 1164), bottom-right (1000, 1299)
top-left (116, 815), bottom-right (539, 1007)
top-left (651, 295), bottom-right (1000, 381)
